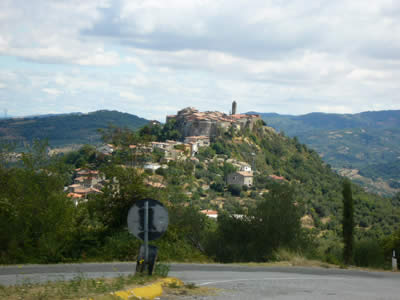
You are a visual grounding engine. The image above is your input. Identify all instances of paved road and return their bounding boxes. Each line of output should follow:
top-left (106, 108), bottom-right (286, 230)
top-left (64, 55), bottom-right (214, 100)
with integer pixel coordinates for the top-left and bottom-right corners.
top-left (1, 263), bottom-right (399, 299)
top-left (168, 264), bottom-right (400, 300)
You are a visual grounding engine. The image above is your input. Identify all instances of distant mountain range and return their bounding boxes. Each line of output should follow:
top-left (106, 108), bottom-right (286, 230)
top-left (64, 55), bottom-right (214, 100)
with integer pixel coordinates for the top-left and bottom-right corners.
top-left (250, 110), bottom-right (400, 195)
top-left (0, 110), bottom-right (149, 147)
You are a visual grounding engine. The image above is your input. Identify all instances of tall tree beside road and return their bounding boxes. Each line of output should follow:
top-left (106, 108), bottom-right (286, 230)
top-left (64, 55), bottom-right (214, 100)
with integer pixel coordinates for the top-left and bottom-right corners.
top-left (343, 179), bottom-right (354, 265)
top-left (208, 183), bottom-right (304, 262)
top-left (0, 141), bottom-right (75, 263)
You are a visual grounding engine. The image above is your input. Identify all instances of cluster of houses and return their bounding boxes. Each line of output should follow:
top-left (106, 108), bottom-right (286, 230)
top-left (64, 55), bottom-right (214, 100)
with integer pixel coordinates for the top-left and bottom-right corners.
top-left (67, 105), bottom-right (292, 208)
top-left (150, 135), bottom-right (210, 161)
top-left (66, 168), bottom-right (105, 204)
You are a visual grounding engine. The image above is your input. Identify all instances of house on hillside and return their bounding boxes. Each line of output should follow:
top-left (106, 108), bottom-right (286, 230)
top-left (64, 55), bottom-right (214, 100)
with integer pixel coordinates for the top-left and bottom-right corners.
top-left (238, 162), bottom-right (252, 172)
top-left (144, 162), bottom-right (161, 171)
top-left (227, 171), bottom-right (253, 187)
top-left (184, 136), bottom-right (210, 147)
top-left (199, 209), bottom-right (218, 219)
top-left (269, 174), bottom-right (288, 182)
top-left (149, 120), bottom-right (161, 127)
top-left (97, 144), bottom-right (114, 155)
top-left (184, 136), bottom-right (210, 156)
top-left (66, 168), bottom-right (105, 202)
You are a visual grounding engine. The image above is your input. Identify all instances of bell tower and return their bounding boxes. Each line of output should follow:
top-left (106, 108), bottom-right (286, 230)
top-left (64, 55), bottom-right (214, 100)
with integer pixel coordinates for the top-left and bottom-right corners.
top-left (232, 101), bottom-right (237, 115)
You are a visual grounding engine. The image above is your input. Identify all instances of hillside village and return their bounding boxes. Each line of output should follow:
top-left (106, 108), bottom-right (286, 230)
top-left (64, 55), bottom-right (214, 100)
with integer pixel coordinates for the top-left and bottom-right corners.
top-left (65, 103), bottom-right (286, 216)
top-left (60, 103), bottom-right (398, 244)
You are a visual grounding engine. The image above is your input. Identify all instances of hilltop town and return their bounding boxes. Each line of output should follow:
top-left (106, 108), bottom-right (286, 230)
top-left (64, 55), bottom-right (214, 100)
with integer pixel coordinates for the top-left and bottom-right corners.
top-left (65, 104), bottom-right (266, 207)
top-left (167, 102), bottom-right (261, 139)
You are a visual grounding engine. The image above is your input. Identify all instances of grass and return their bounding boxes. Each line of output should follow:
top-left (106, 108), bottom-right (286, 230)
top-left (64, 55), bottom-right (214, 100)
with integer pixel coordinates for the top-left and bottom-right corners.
top-left (236, 249), bottom-right (396, 272)
top-left (0, 273), bottom-right (160, 300)
top-left (237, 249), bottom-right (339, 269)
top-left (153, 263), bottom-right (170, 277)
top-left (0, 264), bottom-right (215, 300)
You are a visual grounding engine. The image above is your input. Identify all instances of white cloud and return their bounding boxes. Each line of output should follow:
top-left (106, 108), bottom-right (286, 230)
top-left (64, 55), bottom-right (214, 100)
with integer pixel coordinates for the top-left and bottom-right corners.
top-left (1, 0), bottom-right (400, 118)
top-left (0, 0), bottom-right (119, 66)
top-left (42, 88), bottom-right (62, 96)
top-left (119, 91), bottom-right (144, 102)
top-left (130, 74), bottom-right (149, 87)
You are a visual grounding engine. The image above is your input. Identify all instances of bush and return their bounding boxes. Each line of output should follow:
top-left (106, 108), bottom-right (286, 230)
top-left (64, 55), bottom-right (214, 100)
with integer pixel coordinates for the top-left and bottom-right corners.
top-left (250, 191), bottom-right (258, 199)
top-left (228, 184), bottom-right (242, 196)
top-left (354, 238), bottom-right (385, 268)
top-left (211, 182), bottom-right (225, 193)
top-left (207, 184), bottom-right (304, 262)
top-left (144, 169), bottom-right (153, 175)
top-left (154, 263), bottom-right (170, 277)
top-left (155, 167), bottom-right (167, 176)
top-left (101, 231), bottom-right (140, 261)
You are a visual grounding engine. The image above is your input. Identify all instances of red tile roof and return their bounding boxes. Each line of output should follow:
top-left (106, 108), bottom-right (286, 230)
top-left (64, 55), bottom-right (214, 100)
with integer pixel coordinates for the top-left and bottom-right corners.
top-left (269, 175), bottom-right (287, 181)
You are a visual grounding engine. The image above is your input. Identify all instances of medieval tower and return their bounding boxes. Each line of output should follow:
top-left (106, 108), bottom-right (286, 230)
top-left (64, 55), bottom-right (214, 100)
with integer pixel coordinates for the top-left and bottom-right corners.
top-left (232, 101), bottom-right (237, 115)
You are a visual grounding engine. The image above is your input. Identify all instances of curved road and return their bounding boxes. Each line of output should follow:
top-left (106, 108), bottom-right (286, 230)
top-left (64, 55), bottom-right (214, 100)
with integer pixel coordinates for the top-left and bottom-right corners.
top-left (1, 263), bottom-right (399, 299)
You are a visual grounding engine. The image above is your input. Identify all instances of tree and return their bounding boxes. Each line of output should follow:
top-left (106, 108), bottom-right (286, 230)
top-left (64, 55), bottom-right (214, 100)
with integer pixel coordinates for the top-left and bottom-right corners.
top-left (208, 183), bottom-right (304, 262)
top-left (342, 179), bottom-right (354, 264)
top-left (91, 165), bottom-right (151, 230)
top-left (228, 184), bottom-right (242, 196)
top-left (223, 162), bottom-right (236, 181)
top-left (0, 141), bottom-right (75, 263)
top-left (253, 183), bottom-right (303, 256)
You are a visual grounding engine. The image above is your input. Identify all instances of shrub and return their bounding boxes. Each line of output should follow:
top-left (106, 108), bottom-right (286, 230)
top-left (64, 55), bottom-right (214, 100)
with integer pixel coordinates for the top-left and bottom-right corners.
top-left (211, 182), bottom-right (225, 193)
top-left (154, 263), bottom-right (170, 277)
top-left (354, 238), bottom-right (385, 268)
top-left (228, 184), bottom-right (242, 196)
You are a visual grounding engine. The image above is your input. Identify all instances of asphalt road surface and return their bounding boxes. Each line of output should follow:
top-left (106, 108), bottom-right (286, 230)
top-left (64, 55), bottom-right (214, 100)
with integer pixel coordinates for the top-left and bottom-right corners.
top-left (1, 263), bottom-right (399, 299)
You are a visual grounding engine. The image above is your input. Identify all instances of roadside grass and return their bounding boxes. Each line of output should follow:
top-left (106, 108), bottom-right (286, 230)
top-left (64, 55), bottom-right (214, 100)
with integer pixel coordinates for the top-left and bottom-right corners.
top-left (237, 248), bottom-right (396, 272)
top-left (0, 263), bottom-right (215, 300)
top-left (0, 273), bottom-right (160, 300)
top-left (238, 249), bottom-right (339, 269)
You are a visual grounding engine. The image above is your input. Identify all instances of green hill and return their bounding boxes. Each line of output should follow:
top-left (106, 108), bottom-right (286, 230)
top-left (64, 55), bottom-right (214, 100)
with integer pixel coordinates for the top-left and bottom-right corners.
top-left (251, 110), bottom-right (400, 195)
top-left (128, 119), bottom-right (399, 239)
top-left (0, 110), bottom-right (149, 147)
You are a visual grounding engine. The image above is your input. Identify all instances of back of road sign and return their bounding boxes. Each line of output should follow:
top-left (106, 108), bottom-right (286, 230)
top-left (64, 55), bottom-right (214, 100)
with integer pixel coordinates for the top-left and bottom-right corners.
top-left (127, 199), bottom-right (169, 241)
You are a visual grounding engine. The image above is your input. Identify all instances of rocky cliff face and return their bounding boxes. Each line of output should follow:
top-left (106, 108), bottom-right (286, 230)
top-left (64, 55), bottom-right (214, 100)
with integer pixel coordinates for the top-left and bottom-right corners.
top-left (182, 119), bottom-right (214, 137)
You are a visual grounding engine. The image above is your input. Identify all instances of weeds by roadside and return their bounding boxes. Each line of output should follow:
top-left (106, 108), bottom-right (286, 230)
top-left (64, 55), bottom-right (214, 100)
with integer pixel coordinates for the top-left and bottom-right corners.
top-left (0, 273), bottom-right (159, 300)
top-left (154, 263), bottom-right (170, 277)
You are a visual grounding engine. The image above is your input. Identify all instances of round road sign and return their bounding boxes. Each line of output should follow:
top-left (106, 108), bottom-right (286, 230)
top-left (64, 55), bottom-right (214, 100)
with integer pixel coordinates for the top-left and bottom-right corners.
top-left (127, 198), bottom-right (169, 241)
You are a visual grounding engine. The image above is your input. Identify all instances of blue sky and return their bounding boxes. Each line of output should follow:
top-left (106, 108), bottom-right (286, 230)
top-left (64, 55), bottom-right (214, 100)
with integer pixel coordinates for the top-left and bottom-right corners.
top-left (1, 0), bottom-right (400, 120)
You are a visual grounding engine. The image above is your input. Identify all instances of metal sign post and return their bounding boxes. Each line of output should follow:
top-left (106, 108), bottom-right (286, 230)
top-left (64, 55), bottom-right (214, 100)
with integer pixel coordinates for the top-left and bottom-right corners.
top-left (127, 198), bottom-right (169, 275)
top-left (144, 200), bottom-right (149, 268)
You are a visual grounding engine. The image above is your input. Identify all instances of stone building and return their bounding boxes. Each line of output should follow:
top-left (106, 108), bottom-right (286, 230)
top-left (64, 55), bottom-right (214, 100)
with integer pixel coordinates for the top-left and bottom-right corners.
top-left (227, 171), bottom-right (254, 187)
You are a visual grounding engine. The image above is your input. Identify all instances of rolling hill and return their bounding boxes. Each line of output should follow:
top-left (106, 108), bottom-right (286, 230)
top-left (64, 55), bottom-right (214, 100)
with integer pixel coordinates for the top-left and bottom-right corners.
top-left (0, 110), bottom-right (149, 148)
top-left (251, 110), bottom-right (400, 196)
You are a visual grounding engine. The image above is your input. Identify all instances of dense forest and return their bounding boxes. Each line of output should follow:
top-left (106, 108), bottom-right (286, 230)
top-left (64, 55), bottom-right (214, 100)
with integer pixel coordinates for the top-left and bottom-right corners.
top-left (1, 119), bottom-right (399, 269)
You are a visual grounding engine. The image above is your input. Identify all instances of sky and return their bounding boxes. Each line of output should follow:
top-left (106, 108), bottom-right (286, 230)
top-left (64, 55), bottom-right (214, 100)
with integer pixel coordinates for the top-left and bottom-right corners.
top-left (0, 0), bottom-right (400, 121)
